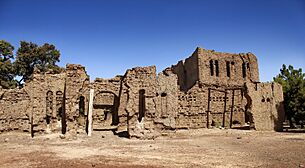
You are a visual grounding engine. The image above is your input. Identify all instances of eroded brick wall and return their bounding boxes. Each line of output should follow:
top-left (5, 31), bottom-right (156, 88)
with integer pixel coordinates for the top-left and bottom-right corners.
top-left (246, 82), bottom-right (284, 131)
top-left (197, 47), bottom-right (259, 86)
top-left (0, 88), bottom-right (30, 132)
top-left (0, 47), bottom-right (285, 138)
top-left (65, 64), bottom-right (90, 134)
top-left (175, 83), bottom-right (206, 129)
top-left (25, 72), bottom-right (66, 133)
top-left (122, 66), bottom-right (157, 139)
top-left (154, 68), bottom-right (178, 133)
top-left (91, 76), bottom-right (122, 130)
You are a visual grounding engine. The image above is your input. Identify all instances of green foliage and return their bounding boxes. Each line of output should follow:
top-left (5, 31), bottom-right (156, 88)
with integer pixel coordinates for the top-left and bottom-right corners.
top-left (0, 40), bottom-right (14, 61)
top-left (14, 41), bottom-right (61, 84)
top-left (0, 40), bottom-right (17, 89)
top-left (0, 40), bottom-right (62, 88)
top-left (274, 64), bottom-right (305, 126)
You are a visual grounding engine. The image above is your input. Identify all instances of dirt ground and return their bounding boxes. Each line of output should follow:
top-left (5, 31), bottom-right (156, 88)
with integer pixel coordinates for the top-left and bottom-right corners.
top-left (0, 129), bottom-right (304, 168)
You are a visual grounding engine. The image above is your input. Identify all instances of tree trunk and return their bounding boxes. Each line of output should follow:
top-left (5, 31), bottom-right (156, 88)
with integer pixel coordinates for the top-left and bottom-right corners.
top-left (288, 117), bottom-right (295, 129)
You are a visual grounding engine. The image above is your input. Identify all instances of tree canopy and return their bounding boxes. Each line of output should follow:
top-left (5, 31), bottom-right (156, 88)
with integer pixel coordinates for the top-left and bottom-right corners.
top-left (0, 40), bottom-right (17, 89)
top-left (274, 64), bottom-right (305, 127)
top-left (0, 40), bottom-right (62, 88)
top-left (14, 41), bottom-right (62, 84)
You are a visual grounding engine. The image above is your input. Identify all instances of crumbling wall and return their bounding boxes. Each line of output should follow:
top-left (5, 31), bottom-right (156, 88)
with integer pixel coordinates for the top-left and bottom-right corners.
top-left (91, 76), bottom-right (122, 130)
top-left (171, 61), bottom-right (185, 90)
top-left (154, 68), bottom-right (178, 133)
top-left (176, 83), bottom-right (207, 129)
top-left (272, 82), bottom-right (285, 131)
top-left (246, 82), bottom-right (284, 131)
top-left (0, 88), bottom-right (31, 132)
top-left (25, 71), bottom-right (66, 133)
top-left (123, 66), bottom-right (157, 139)
top-left (0, 47), bottom-right (285, 138)
top-left (171, 52), bottom-right (199, 91)
top-left (184, 54), bottom-right (199, 90)
top-left (174, 82), bottom-right (246, 130)
top-left (229, 89), bottom-right (246, 127)
top-left (65, 64), bottom-right (90, 134)
top-left (196, 47), bottom-right (259, 87)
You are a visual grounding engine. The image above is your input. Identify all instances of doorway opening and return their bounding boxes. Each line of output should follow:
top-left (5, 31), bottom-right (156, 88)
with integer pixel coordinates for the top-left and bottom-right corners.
top-left (138, 89), bottom-right (145, 122)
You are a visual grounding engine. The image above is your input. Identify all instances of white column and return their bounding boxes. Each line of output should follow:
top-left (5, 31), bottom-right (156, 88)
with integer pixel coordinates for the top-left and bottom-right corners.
top-left (88, 89), bottom-right (94, 136)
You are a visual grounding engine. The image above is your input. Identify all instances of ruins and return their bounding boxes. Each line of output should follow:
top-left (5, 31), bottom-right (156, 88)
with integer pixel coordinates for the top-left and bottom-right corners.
top-left (0, 47), bottom-right (285, 139)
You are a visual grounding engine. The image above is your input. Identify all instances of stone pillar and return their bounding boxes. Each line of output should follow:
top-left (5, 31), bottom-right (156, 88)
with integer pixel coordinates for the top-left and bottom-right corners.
top-left (88, 89), bottom-right (94, 136)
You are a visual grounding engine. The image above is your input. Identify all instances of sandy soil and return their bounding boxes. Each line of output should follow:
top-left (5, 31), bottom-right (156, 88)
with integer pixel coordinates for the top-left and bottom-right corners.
top-left (0, 129), bottom-right (304, 168)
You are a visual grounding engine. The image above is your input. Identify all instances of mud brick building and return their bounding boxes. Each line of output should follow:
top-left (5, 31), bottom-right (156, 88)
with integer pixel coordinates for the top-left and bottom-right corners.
top-left (0, 47), bottom-right (285, 139)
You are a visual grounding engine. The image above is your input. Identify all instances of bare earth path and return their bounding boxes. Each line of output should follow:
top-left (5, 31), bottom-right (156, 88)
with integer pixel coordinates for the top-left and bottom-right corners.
top-left (0, 129), bottom-right (304, 168)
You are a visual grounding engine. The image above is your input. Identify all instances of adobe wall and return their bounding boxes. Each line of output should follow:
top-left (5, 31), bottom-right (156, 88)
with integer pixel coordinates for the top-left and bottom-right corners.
top-left (0, 47), bottom-right (285, 138)
top-left (65, 64), bottom-right (90, 134)
top-left (25, 72), bottom-right (66, 133)
top-left (171, 52), bottom-right (199, 91)
top-left (176, 83), bottom-right (207, 129)
top-left (122, 66), bottom-right (158, 139)
top-left (171, 61), bottom-right (185, 90)
top-left (0, 88), bottom-right (31, 132)
top-left (90, 76), bottom-right (123, 130)
top-left (196, 47), bottom-right (259, 86)
top-left (246, 82), bottom-right (285, 131)
top-left (154, 68), bottom-right (178, 133)
top-left (207, 87), bottom-right (245, 128)
top-left (174, 82), bottom-right (246, 130)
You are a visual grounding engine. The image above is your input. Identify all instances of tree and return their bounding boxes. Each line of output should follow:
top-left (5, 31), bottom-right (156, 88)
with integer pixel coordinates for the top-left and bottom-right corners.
top-left (274, 64), bottom-right (305, 128)
top-left (0, 40), bottom-right (17, 89)
top-left (14, 41), bottom-right (62, 84)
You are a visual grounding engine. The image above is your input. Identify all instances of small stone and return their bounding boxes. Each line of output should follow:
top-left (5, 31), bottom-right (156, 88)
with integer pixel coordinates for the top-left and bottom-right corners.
top-left (237, 136), bottom-right (242, 139)
top-left (4, 138), bottom-right (9, 142)
top-left (59, 134), bottom-right (65, 139)
top-left (101, 135), bottom-right (105, 138)
top-left (299, 164), bottom-right (304, 168)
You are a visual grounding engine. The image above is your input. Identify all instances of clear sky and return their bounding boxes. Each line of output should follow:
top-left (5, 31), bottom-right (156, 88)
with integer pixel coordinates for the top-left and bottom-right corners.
top-left (0, 0), bottom-right (304, 82)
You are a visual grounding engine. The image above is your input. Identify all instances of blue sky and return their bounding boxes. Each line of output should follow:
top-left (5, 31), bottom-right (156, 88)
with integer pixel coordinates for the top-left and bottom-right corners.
top-left (0, 0), bottom-right (304, 82)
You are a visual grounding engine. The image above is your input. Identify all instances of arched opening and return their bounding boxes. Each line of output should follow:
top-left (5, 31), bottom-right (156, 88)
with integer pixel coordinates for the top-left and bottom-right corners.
top-left (242, 62), bottom-right (247, 78)
top-left (215, 60), bottom-right (219, 77)
top-left (244, 91), bottom-right (255, 129)
top-left (226, 61), bottom-right (231, 77)
top-left (138, 89), bottom-right (145, 122)
top-left (209, 60), bottom-right (214, 76)
top-left (92, 91), bottom-right (119, 130)
top-left (78, 96), bottom-right (86, 127)
top-left (79, 96), bottom-right (85, 116)
top-left (161, 92), bottom-right (167, 116)
top-left (56, 91), bottom-right (63, 121)
top-left (161, 92), bottom-right (167, 97)
top-left (46, 91), bottom-right (53, 125)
